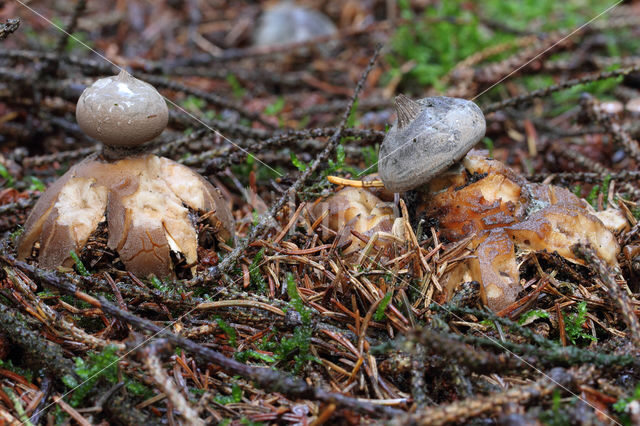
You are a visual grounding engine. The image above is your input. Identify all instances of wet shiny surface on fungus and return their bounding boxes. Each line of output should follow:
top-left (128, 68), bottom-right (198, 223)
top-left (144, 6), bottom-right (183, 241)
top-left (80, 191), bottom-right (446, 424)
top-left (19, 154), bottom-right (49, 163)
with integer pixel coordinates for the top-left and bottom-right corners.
top-left (422, 155), bottom-right (622, 311)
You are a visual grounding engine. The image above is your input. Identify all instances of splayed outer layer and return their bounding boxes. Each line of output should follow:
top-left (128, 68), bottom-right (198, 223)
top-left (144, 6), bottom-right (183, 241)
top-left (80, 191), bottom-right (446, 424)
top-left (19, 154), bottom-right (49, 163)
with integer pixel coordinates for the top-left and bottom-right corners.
top-left (18, 155), bottom-right (234, 278)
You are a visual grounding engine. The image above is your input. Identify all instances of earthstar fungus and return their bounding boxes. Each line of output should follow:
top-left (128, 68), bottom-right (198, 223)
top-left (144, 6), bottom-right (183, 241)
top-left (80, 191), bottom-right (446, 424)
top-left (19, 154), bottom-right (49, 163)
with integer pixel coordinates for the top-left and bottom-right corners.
top-left (377, 95), bottom-right (622, 311)
top-left (18, 70), bottom-right (234, 278)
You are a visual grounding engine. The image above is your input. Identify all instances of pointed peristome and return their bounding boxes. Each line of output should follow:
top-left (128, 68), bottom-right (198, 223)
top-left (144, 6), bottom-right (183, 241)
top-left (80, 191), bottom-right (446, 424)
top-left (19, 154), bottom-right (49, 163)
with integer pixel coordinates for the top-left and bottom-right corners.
top-left (395, 94), bottom-right (422, 129)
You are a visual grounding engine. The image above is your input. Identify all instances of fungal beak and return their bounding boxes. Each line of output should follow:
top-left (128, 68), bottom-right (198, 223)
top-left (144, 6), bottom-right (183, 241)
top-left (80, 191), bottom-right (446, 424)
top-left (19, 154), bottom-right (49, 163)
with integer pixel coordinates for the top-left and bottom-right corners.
top-left (394, 94), bottom-right (422, 129)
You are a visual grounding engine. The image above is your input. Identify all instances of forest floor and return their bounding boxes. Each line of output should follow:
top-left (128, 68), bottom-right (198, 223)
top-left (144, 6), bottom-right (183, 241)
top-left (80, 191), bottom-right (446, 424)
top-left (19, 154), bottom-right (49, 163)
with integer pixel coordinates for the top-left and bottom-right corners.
top-left (1, 0), bottom-right (640, 425)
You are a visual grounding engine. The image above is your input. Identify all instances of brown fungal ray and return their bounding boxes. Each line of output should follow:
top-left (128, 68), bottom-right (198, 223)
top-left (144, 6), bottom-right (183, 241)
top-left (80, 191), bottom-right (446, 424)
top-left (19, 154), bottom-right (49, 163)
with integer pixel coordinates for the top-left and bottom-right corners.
top-left (434, 154), bottom-right (622, 311)
top-left (105, 156), bottom-right (199, 278)
top-left (17, 169), bottom-right (78, 260)
top-left (421, 173), bottom-right (522, 242)
top-left (475, 230), bottom-right (521, 311)
top-left (109, 194), bottom-right (173, 279)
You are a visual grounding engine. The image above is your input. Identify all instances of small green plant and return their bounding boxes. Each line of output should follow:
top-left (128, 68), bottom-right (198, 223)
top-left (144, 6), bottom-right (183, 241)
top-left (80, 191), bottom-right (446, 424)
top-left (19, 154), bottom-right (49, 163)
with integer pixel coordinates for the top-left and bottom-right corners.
top-left (374, 291), bottom-right (393, 322)
top-left (0, 163), bottom-right (14, 187)
top-left (232, 153), bottom-right (282, 182)
top-left (346, 100), bottom-right (360, 129)
top-left (518, 309), bottom-right (550, 326)
top-left (539, 390), bottom-right (572, 426)
top-left (586, 184), bottom-right (601, 209)
top-left (249, 248), bottom-right (267, 294)
top-left (325, 144), bottom-right (346, 176)
top-left (226, 74), bottom-right (246, 98)
top-left (4, 387), bottom-right (34, 426)
top-left (181, 95), bottom-right (205, 112)
top-left (62, 345), bottom-right (151, 407)
top-left (215, 317), bottom-right (237, 347)
top-left (563, 301), bottom-right (596, 345)
top-left (285, 273), bottom-right (311, 325)
top-left (26, 176), bottom-right (45, 192)
top-left (0, 359), bottom-right (33, 382)
top-left (69, 250), bottom-right (90, 276)
top-left (263, 97), bottom-right (285, 116)
top-left (9, 227), bottom-right (23, 243)
top-left (214, 383), bottom-right (243, 405)
top-left (613, 383), bottom-right (640, 425)
top-left (264, 97), bottom-right (286, 127)
top-left (258, 274), bottom-right (316, 373)
top-left (290, 152), bottom-right (307, 172)
top-left (235, 350), bottom-right (276, 363)
top-left (483, 137), bottom-right (494, 158)
top-left (149, 275), bottom-right (170, 292)
top-left (360, 145), bottom-right (379, 173)
top-left (571, 184), bottom-right (582, 198)
top-left (602, 174), bottom-right (612, 206)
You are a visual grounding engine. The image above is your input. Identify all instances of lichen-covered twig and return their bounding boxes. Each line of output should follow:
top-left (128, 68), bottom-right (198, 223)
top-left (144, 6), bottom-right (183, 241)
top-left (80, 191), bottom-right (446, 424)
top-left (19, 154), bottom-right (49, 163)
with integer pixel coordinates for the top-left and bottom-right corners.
top-left (0, 303), bottom-right (75, 378)
top-left (140, 342), bottom-right (205, 426)
top-left (0, 18), bottom-right (20, 41)
top-left (388, 368), bottom-right (575, 426)
top-left (573, 243), bottom-right (640, 350)
top-left (12, 258), bottom-right (403, 418)
top-left (483, 63), bottom-right (640, 113)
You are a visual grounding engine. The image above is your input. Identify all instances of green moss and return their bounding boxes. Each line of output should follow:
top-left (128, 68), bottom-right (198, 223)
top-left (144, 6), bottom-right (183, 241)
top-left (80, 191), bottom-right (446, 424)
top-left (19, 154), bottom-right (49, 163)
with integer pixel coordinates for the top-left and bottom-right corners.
top-left (249, 248), bottom-right (267, 294)
top-left (62, 345), bottom-right (152, 407)
top-left (235, 350), bottom-right (276, 363)
top-left (215, 317), bottom-right (237, 347)
top-left (226, 74), bottom-right (246, 98)
top-left (374, 291), bottom-right (393, 322)
top-left (253, 275), bottom-right (317, 373)
top-left (149, 276), bottom-right (171, 292)
top-left (0, 163), bottom-right (14, 188)
top-left (0, 359), bottom-right (34, 383)
top-left (69, 250), bottom-right (90, 277)
top-left (214, 383), bottom-right (243, 405)
top-left (517, 309), bottom-right (550, 325)
top-left (563, 301), bottom-right (596, 345)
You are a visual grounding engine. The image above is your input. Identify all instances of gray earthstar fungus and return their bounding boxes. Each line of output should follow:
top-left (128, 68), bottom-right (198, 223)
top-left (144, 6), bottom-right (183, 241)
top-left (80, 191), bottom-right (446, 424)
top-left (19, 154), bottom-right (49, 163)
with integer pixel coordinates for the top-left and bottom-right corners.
top-left (17, 70), bottom-right (234, 279)
top-left (320, 94), bottom-right (624, 312)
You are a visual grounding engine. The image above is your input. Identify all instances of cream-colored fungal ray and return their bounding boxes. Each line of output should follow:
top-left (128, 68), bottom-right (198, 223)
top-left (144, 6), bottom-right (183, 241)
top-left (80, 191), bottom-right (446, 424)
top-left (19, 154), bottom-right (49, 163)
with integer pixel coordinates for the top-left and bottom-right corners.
top-left (159, 156), bottom-right (234, 243)
top-left (110, 158), bottom-right (197, 277)
top-left (507, 205), bottom-right (620, 268)
top-left (39, 177), bottom-right (108, 268)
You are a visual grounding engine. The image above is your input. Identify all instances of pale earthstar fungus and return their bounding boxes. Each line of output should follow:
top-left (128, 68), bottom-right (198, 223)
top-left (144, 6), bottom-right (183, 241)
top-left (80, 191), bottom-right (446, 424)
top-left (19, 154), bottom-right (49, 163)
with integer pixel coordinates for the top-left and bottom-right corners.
top-left (17, 70), bottom-right (234, 279)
